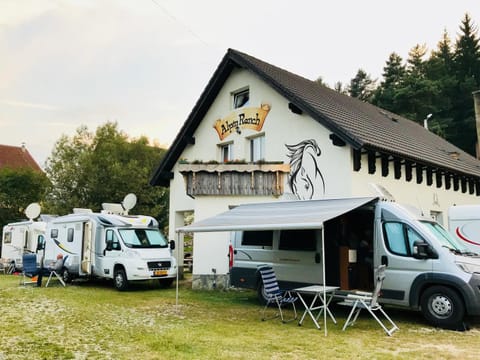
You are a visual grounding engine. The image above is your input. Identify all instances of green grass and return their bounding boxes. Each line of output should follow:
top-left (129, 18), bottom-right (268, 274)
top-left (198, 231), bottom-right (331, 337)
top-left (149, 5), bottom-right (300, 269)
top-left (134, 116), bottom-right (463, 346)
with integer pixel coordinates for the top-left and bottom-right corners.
top-left (1, 274), bottom-right (480, 359)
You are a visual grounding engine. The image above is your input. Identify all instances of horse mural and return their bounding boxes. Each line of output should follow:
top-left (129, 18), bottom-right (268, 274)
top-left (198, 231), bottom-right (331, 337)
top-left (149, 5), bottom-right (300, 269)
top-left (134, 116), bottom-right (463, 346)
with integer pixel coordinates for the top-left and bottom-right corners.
top-left (285, 139), bottom-right (326, 200)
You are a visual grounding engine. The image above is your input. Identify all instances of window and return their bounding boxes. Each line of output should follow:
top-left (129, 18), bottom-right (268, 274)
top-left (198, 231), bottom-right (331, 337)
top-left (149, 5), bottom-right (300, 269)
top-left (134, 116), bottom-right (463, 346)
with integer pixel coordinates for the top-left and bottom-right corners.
top-left (242, 230), bottom-right (273, 247)
top-left (233, 89), bottom-right (249, 109)
top-left (50, 229), bottom-right (58, 239)
top-left (250, 135), bottom-right (265, 162)
top-left (3, 232), bottom-right (11, 244)
top-left (106, 229), bottom-right (121, 251)
top-left (67, 228), bottom-right (74, 243)
top-left (383, 222), bottom-right (424, 256)
top-left (220, 143), bottom-right (233, 163)
top-left (118, 229), bottom-right (169, 249)
top-left (279, 229), bottom-right (317, 251)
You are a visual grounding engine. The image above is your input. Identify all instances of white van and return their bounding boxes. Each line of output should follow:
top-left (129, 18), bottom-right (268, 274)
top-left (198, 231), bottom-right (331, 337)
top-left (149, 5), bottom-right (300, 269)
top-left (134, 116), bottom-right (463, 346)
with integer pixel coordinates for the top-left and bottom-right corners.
top-left (448, 205), bottom-right (480, 254)
top-left (1, 220), bottom-right (46, 270)
top-left (1, 203), bottom-right (49, 270)
top-left (42, 200), bottom-right (177, 290)
top-left (227, 197), bottom-right (480, 329)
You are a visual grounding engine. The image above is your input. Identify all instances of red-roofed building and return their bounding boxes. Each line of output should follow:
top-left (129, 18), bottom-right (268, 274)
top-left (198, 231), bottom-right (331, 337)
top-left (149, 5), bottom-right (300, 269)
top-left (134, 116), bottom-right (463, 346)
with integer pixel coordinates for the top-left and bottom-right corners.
top-left (0, 144), bottom-right (42, 172)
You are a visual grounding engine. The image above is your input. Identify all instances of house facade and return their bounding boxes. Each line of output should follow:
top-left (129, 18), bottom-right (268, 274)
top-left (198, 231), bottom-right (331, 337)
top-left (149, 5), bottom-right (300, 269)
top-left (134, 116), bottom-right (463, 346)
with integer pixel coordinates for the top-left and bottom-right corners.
top-left (151, 49), bottom-right (480, 289)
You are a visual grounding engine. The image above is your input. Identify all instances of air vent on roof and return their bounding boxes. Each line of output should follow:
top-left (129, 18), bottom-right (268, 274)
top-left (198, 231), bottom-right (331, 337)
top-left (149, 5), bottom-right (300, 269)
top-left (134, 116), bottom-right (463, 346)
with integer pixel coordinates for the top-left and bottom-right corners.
top-left (379, 110), bottom-right (398, 122)
top-left (448, 151), bottom-right (460, 160)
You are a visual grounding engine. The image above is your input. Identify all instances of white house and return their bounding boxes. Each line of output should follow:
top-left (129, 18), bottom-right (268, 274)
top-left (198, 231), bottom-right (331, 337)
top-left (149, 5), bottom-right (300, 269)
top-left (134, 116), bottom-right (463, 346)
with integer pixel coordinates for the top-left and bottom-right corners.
top-left (151, 49), bottom-right (480, 289)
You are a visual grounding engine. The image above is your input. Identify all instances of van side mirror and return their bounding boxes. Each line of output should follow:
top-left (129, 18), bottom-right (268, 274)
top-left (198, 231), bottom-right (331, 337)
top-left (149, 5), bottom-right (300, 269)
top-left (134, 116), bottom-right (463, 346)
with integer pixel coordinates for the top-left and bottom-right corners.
top-left (169, 240), bottom-right (175, 250)
top-left (412, 241), bottom-right (437, 259)
top-left (105, 239), bottom-right (113, 252)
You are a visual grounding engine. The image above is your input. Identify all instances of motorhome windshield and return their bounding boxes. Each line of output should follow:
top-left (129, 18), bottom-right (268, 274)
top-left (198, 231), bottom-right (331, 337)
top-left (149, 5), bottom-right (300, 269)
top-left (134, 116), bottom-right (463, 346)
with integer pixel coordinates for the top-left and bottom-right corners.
top-left (118, 228), bottom-right (169, 248)
top-left (420, 221), bottom-right (472, 254)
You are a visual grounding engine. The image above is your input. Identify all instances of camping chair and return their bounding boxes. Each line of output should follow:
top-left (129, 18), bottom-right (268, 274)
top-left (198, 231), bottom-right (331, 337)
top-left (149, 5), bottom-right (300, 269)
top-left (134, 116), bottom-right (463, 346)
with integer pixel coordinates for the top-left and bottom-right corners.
top-left (21, 253), bottom-right (40, 286)
top-left (45, 255), bottom-right (68, 287)
top-left (338, 264), bottom-right (399, 336)
top-left (258, 265), bottom-right (298, 322)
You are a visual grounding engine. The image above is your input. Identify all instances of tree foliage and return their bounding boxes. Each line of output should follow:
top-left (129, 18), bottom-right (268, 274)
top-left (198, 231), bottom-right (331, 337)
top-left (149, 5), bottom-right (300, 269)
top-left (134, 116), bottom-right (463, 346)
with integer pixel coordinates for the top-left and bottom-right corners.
top-left (44, 122), bottom-right (169, 229)
top-left (0, 167), bottom-right (49, 226)
top-left (349, 13), bottom-right (480, 155)
top-left (347, 69), bottom-right (376, 101)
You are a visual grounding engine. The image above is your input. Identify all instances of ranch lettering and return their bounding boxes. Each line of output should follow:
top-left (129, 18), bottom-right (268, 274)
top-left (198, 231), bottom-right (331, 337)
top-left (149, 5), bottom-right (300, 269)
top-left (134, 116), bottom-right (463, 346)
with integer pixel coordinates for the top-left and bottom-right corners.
top-left (239, 112), bottom-right (261, 126)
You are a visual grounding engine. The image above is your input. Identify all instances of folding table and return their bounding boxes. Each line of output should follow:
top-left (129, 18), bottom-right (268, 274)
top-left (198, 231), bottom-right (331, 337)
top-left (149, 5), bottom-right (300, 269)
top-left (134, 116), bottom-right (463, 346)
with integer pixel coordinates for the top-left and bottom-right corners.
top-left (294, 285), bottom-right (339, 330)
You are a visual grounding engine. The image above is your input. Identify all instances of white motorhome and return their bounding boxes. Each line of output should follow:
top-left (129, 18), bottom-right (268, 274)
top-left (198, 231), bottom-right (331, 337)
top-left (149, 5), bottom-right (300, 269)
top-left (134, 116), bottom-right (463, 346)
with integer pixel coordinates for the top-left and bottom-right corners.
top-left (448, 205), bottom-right (480, 254)
top-left (1, 203), bottom-right (47, 270)
top-left (43, 198), bottom-right (177, 290)
top-left (186, 197), bottom-right (480, 329)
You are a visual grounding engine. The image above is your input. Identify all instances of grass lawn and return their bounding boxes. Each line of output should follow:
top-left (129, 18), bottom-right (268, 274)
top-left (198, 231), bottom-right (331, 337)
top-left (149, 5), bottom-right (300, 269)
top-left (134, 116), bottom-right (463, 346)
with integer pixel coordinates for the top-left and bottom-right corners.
top-left (1, 274), bottom-right (480, 360)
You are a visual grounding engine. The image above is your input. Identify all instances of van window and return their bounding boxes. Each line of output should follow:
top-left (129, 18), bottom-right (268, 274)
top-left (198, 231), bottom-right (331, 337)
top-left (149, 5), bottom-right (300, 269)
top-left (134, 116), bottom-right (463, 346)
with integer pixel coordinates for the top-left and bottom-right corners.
top-left (279, 229), bottom-right (317, 251)
top-left (383, 222), bottom-right (423, 256)
top-left (3, 232), bottom-right (12, 244)
top-left (106, 229), bottom-right (121, 251)
top-left (67, 228), bottom-right (74, 243)
top-left (241, 230), bottom-right (273, 247)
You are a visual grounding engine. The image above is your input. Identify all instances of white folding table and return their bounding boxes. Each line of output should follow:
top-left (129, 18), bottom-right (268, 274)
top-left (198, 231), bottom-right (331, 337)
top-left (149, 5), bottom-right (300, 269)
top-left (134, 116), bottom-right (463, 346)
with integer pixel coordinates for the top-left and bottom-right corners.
top-left (294, 285), bottom-right (339, 330)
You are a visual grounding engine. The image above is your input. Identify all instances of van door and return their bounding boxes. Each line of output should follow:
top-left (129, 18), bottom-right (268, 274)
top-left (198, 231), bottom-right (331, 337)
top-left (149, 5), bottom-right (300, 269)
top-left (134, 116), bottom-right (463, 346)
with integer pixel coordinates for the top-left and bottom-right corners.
top-left (274, 229), bottom-right (322, 285)
top-left (81, 221), bottom-right (93, 274)
top-left (98, 229), bottom-right (122, 279)
top-left (375, 220), bottom-right (435, 307)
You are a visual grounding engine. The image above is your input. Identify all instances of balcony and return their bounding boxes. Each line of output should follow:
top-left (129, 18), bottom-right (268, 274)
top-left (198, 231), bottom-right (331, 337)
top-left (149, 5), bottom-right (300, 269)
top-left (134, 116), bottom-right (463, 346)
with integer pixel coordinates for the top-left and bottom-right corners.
top-left (177, 162), bottom-right (290, 197)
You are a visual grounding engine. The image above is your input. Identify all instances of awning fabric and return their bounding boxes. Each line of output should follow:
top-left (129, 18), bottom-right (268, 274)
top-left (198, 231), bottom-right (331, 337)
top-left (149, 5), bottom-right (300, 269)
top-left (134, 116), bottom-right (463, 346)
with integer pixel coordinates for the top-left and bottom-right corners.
top-left (177, 197), bottom-right (378, 233)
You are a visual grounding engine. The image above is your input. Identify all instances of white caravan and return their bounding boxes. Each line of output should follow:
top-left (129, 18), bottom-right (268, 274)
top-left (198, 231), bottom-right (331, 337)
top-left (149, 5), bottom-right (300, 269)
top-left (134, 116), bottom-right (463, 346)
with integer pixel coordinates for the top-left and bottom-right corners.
top-left (42, 196), bottom-right (177, 290)
top-left (1, 203), bottom-right (47, 270)
top-left (182, 197), bottom-right (480, 329)
top-left (448, 205), bottom-right (480, 254)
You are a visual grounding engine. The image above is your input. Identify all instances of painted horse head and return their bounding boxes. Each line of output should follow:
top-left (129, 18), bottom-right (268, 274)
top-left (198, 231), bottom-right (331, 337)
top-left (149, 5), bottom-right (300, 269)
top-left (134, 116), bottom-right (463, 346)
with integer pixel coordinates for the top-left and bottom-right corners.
top-left (285, 139), bottom-right (325, 200)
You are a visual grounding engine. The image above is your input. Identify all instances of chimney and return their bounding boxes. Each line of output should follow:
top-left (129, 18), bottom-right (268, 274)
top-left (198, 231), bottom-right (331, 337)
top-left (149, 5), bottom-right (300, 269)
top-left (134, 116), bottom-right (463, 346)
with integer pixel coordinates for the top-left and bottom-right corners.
top-left (474, 90), bottom-right (480, 159)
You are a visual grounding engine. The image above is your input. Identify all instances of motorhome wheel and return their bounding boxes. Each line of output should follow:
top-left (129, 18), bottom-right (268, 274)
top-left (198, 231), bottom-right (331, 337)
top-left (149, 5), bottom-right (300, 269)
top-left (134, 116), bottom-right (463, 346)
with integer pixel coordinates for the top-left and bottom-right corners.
top-left (257, 283), bottom-right (269, 305)
top-left (62, 268), bottom-right (72, 284)
top-left (114, 268), bottom-right (129, 291)
top-left (158, 278), bottom-right (174, 288)
top-left (420, 285), bottom-right (465, 329)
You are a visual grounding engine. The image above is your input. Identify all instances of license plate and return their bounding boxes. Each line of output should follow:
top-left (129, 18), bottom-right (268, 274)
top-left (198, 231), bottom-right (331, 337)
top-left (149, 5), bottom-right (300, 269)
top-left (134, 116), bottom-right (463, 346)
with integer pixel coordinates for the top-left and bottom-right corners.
top-left (154, 269), bottom-right (168, 276)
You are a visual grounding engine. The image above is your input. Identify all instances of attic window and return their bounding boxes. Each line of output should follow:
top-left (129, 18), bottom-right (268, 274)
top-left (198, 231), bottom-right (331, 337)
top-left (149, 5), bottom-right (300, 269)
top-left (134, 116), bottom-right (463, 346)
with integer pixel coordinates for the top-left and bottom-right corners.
top-left (233, 88), bottom-right (249, 109)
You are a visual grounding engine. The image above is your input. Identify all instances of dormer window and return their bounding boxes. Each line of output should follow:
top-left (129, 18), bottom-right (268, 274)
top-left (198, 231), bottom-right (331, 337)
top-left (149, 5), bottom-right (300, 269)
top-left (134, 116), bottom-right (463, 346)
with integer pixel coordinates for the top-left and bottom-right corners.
top-left (233, 88), bottom-right (249, 109)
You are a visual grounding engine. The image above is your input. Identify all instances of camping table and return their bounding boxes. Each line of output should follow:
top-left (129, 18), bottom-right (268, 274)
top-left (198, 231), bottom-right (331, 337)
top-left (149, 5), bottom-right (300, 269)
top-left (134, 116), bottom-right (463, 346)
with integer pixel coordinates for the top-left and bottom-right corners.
top-left (294, 285), bottom-right (339, 329)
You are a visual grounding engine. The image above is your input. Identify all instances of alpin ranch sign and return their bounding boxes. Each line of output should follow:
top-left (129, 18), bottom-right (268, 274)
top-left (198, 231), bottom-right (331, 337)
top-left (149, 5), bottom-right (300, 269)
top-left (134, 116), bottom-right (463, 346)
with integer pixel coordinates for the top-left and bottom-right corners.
top-left (213, 104), bottom-right (271, 140)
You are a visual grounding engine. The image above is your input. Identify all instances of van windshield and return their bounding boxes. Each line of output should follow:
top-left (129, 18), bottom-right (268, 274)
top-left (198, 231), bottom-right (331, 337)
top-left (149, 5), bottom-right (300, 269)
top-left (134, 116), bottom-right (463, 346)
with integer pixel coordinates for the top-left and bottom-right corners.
top-left (420, 221), bottom-right (473, 254)
top-left (118, 228), bottom-right (169, 249)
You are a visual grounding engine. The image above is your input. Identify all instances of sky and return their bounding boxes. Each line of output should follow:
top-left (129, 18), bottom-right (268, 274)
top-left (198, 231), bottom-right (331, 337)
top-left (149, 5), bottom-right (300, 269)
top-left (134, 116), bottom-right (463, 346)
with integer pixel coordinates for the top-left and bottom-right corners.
top-left (0, 0), bottom-right (479, 168)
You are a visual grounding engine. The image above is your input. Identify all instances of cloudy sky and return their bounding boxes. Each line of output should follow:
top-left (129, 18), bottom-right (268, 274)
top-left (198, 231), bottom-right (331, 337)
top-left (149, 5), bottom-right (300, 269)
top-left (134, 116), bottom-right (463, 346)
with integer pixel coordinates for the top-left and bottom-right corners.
top-left (1, 0), bottom-right (479, 167)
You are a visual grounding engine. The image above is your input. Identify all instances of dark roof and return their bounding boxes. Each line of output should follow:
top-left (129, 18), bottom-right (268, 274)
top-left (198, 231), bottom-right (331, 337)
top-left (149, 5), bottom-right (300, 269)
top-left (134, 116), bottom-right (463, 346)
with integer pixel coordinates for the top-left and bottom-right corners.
top-left (0, 144), bottom-right (43, 172)
top-left (151, 48), bottom-right (480, 186)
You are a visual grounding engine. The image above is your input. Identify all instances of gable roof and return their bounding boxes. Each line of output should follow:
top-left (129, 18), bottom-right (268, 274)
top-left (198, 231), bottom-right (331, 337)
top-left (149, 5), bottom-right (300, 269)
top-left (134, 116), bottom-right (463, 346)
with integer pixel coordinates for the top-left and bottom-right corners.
top-left (0, 144), bottom-right (43, 172)
top-left (151, 48), bottom-right (480, 186)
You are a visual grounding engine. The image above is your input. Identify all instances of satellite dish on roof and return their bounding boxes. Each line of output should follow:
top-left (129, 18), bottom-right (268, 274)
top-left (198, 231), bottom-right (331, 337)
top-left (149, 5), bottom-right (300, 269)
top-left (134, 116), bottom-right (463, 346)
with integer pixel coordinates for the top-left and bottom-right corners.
top-left (122, 193), bottom-right (137, 212)
top-left (25, 202), bottom-right (41, 220)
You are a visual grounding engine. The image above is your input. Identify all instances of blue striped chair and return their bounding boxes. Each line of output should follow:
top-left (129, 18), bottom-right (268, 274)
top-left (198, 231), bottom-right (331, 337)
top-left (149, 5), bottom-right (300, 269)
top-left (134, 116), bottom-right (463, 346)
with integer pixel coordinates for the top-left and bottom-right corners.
top-left (258, 265), bottom-right (297, 322)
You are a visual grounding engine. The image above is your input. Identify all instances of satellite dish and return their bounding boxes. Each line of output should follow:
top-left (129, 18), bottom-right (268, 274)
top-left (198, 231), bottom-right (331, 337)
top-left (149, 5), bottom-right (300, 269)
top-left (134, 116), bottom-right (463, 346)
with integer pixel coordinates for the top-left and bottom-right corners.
top-left (122, 193), bottom-right (137, 211)
top-left (25, 202), bottom-right (41, 220)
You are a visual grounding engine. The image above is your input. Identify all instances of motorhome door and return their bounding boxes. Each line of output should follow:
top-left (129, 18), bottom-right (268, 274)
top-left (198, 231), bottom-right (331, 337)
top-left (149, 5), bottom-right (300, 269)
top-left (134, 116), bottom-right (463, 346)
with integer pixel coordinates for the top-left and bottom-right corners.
top-left (80, 221), bottom-right (93, 274)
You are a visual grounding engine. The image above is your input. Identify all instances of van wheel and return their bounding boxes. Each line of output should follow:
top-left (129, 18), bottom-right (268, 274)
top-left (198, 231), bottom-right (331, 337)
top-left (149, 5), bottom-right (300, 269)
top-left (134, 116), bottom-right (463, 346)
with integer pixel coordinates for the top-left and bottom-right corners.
top-left (114, 268), bottom-right (128, 291)
top-left (420, 285), bottom-right (465, 329)
top-left (257, 284), bottom-right (268, 305)
top-left (158, 278), bottom-right (174, 288)
top-left (62, 268), bottom-right (72, 284)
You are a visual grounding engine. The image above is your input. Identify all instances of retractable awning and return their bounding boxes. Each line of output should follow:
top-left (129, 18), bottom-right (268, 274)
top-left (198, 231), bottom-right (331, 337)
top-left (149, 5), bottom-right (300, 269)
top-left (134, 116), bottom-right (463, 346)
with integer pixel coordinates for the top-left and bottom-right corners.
top-left (175, 196), bottom-right (378, 336)
top-left (177, 196), bottom-right (378, 233)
